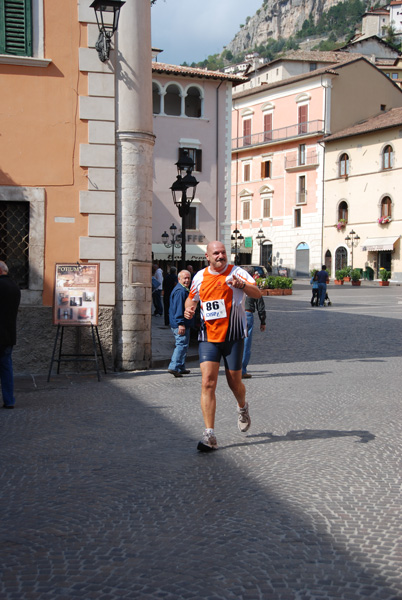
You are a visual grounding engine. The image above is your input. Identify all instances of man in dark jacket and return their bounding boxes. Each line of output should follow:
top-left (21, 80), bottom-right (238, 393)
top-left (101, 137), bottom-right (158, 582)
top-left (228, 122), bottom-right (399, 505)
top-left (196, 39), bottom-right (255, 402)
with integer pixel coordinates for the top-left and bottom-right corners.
top-left (0, 261), bottom-right (21, 408)
top-left (167, 270), bottom-right (194, 377)
top-left (241, 266), bottom-right (266, 379)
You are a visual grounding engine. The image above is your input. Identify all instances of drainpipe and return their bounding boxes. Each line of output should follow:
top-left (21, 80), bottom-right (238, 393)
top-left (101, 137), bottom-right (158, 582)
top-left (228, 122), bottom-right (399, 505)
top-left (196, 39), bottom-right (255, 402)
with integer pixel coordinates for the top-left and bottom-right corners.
top-left (216, 80), bottom-right (223, 240)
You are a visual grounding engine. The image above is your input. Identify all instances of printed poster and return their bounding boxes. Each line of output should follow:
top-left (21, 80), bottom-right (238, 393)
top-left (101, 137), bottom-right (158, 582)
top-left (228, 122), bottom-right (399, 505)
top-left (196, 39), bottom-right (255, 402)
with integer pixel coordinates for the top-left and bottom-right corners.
top-left (53, 263), bottom-right (99, 326)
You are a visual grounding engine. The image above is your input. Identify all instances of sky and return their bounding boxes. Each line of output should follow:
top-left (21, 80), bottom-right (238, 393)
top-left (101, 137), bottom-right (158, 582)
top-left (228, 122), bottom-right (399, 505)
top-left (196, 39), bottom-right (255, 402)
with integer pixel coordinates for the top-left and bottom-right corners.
top-left (151, 0), bottom-right (264, 66)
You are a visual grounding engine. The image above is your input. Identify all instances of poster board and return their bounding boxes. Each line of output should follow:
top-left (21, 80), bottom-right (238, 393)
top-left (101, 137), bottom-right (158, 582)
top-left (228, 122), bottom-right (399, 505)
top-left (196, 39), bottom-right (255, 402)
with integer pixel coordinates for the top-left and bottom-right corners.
top-left (53, 263), bottom-right (99, 326)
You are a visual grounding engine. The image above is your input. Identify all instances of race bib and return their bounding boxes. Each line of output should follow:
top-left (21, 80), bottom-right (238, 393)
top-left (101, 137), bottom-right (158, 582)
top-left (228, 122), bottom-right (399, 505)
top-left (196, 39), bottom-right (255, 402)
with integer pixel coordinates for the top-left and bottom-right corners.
top-left (202, 299), bottom-right (227, 321)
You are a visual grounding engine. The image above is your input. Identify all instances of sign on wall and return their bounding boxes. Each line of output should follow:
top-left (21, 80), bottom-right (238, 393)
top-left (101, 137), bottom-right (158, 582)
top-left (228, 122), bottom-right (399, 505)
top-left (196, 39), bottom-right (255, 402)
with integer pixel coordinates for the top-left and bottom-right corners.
top-left (53, 263), bottom-right (100, 326)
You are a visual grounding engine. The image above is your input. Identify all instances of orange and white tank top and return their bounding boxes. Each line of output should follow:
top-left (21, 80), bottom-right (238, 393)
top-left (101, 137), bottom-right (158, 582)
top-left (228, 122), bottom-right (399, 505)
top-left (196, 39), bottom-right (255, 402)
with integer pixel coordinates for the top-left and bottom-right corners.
top-left (189, 264), bottom-right (256, 343)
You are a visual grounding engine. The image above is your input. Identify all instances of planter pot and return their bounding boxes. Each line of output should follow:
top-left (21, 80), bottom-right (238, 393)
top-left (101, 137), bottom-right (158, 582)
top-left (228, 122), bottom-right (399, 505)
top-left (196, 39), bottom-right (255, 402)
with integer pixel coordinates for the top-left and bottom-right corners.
top-left (260, 289), bottom-right (269, 295)
top-left (334, 280), bottom-right (344, 285)
top-left (379, 281), bottom-right (390, 286)
top-left (344, 277), bottom-right (351, 282)
top-left (283, 289), bottom-right (293, 295)
top-left (351, 281), bottom-right (361, 286)
top-left (267, 289), bottom-right (284, 296)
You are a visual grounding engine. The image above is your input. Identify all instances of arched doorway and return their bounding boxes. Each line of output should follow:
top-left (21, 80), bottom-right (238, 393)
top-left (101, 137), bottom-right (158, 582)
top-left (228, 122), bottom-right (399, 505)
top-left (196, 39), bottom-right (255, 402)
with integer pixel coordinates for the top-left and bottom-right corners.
top-left (335, 247), bottom-right (347, 271)
top-left (296, 242), bottom-right (310, 277)
top-left (325, 250), bottom-right (332, 273)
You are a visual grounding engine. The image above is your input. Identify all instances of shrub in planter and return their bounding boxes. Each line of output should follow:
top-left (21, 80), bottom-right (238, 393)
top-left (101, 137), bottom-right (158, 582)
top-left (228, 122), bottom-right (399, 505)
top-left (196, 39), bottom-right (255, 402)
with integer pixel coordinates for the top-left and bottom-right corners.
top-left (335, 269), bottom-right (345, 284)
top-left (351, 269), bottom-right (362, 285)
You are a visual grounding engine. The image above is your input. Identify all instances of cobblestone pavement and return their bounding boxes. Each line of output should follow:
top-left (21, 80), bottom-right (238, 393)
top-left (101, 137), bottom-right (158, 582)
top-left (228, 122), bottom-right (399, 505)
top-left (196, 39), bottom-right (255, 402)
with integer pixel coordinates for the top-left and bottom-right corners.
top-left (1, 282), bottom-right (402, 600)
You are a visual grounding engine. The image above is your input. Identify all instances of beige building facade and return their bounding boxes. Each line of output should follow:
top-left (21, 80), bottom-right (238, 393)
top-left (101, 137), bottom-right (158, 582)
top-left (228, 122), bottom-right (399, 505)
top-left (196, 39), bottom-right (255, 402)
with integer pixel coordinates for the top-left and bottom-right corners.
top-left (323, 107), bottom-right (402, 280)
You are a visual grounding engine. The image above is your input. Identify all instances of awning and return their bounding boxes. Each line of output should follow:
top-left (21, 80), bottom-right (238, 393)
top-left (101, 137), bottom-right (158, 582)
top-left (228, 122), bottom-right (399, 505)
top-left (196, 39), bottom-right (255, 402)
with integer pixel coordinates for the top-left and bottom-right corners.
top-left (152, 243), bottom-right (207, 261)
top-left (361, 236), bottom-right (400, 252)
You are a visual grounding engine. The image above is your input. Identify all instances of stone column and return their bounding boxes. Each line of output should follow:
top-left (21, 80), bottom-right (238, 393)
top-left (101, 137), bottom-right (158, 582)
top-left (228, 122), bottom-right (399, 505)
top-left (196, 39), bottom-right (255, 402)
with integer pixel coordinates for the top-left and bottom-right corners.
top-left (114, 0), bottom-right (155, 370)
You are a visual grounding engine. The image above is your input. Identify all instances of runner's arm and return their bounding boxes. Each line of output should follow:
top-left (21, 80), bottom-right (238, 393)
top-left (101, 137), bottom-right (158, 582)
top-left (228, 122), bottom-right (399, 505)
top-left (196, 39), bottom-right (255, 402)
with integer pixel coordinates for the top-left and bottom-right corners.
top-left (184, 297), bottom-right (198, 319)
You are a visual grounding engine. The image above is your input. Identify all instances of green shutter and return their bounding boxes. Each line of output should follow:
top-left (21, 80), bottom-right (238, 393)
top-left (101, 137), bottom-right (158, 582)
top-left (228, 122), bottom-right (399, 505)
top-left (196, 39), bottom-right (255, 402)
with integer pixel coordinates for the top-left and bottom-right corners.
top-left (0, 0), bottom-right (32, 56)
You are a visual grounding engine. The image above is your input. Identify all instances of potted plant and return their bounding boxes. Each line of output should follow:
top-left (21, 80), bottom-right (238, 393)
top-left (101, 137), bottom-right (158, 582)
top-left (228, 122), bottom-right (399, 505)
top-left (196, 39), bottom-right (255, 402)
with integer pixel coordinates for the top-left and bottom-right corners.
top-left (336, 218), bottom-right (347, 231)
top-left (379, 268), bottom-right (391, 286)
top-left (343, 265), bottom-right (352, 282)
top-left (334, 269), bottom-right (345, 285)
top-left (378, 216), bottom-right (392, 225)
top-left (282, 277), bottom-right (293, 295)
top-left (351, 268), bottom-right (361, 286)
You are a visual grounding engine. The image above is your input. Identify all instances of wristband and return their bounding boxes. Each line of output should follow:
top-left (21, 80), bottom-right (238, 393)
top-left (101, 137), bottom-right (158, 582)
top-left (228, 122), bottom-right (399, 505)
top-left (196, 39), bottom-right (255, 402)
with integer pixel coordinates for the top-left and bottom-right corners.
top-left (241, 282), bottom-right (246, 289)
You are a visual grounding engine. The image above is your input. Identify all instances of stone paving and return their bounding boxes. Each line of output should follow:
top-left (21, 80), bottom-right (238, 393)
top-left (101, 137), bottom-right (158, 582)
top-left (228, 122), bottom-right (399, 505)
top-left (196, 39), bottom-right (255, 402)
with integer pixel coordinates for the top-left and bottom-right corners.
top-left (1, 282), bottom-right (402, 599)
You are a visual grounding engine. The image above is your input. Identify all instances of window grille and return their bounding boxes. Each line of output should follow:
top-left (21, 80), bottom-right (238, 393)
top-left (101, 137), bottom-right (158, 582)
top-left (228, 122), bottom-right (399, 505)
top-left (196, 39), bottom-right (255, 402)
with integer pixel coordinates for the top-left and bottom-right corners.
top-left (0, 200), bottom-right (29, 288)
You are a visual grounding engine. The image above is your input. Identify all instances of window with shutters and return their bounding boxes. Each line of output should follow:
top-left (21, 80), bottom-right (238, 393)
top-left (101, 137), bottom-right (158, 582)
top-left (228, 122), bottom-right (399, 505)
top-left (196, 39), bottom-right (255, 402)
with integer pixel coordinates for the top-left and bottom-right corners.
top-left (262, 196), bottom-right (271, 219)
top-left (243, 118), bottom-right (251, 146)
top-left (298, 104), bottom-right (308, 135)
top-left (0, 0), bottom-right (32, 56)
top-left (178, 147), bottom-right (202, 172)
top-left (242, 200), bottom-right (250, 221)
top-left (339, 153), bottom-right (349, 177)
top-left (261, 160), bottom-right (271, 179)
top-left (243, 162), bottom-right (251, 182)
top-left (263, 113), bottom-right (272, 141)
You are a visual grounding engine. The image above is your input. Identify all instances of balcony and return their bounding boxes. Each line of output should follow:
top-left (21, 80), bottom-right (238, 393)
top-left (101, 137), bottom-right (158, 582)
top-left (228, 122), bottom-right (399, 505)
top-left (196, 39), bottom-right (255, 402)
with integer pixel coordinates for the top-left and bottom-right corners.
top-left (232, 120), bottom-right (325, 151)
top-left (285, 151), bottom-right (319, 171)
top-left (296, 191), bottom-right (307, 205)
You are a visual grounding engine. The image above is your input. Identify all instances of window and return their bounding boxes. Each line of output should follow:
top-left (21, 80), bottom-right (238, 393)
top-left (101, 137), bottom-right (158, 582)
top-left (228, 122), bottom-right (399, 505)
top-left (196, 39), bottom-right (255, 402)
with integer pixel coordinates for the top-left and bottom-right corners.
top-left (243, 162), bottom-right (251, 182)
top-left (0, 0), bottom-right (32, 56)
top-left (338, 200), bottom-right (348, 222)
top-left (309, 62), bottom-right (317, 72)
top-left (261, 160), bottom-right (271, 179)
top-left (185, 86), bottom-right (202, 118)
top-left (184, 206), bottom-right (197, 230)
top-left (299, 144), bottom-right (306, 166)
top-left (381, 196), bottom-right (392, 218)
top-left (339, 153), bottom-right (349, 177)
top-left (242, 201), bottom-right (250, 221)
top-left (152, 82), bottom-right (161, 115)
top-left (263, 113), bottom-right (272, 141)
top-left (243, 119), bottom-right (251, 146)
top-left (392, 73), bottom-right (398, 80)
top-left (164, 84), bottom-right (182, 116)
top-left (262, 196), bottom-right (271, 218)
top-left (294, 208), bottom-right (301, 228)
top-left (178, 147), bottom-right (202, 172)
top-left (298, 104), bottom-right (308, 134)
top-left (0, 200), bottom-right (29, 288)
top-left (383, 145), bottom-right (394, 170)
top-left (297, 176), bottom-right (306, 204)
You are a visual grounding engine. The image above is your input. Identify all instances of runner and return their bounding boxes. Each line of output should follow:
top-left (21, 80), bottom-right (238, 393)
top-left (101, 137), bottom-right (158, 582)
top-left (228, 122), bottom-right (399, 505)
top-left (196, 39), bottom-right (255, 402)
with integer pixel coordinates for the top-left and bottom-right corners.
top-left (184, 240), bottom-right (262, 451)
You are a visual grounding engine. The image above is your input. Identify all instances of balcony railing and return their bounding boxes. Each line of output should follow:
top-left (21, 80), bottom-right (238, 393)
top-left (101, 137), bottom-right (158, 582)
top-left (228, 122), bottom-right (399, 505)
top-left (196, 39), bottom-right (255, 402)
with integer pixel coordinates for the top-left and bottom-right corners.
top-left (285, 151), bottom-right (319, 170)
top-left (232, 120), bottom-right (325, 151)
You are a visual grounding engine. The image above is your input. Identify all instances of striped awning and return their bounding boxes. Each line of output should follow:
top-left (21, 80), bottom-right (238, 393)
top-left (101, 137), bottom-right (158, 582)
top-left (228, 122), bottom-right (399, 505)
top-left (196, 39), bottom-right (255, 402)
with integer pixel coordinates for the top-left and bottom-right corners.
top-left (152, 243), bottom-right (207, 260)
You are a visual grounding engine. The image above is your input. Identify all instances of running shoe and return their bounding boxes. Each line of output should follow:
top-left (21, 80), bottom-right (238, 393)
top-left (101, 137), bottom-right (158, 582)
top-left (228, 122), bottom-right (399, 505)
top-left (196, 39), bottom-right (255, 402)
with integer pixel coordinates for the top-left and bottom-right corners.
top-left (197, 430), bottom-right (218, 452)
top-left (238, 402), bottom-right (251, 433)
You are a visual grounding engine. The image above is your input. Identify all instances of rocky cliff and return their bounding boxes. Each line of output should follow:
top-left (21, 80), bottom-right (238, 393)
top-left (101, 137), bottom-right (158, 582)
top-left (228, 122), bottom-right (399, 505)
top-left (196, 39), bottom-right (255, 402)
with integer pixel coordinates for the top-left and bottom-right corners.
top-left (226, 0), bottom-right (347, 56)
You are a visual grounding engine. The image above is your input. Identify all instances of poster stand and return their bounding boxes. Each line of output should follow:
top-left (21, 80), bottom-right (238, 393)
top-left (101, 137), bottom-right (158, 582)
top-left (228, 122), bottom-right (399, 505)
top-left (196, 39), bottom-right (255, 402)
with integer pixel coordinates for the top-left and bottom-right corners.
top-left (48, 263), bottom-right (106, 381)
top-left (47, 323), bottom-right (107, 382)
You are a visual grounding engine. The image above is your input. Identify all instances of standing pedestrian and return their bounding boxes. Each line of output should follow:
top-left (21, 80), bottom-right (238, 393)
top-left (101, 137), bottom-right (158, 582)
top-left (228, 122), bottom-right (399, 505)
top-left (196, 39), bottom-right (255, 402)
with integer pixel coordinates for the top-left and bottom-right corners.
top-left (241, 266), bottom-right (266, 379)
top-left (184, 241), bottom-right (262, 452)
top-left (316, 265), bottom-right (329, 307)
top-left (167, 270), bottom-right (194, 377)
top-left (0, 261), bottom-right (21, 409)
top-left (163, 266), bottom-right (178, 326)
top-left (152, 263), bottom-right (163, 317)
top-left (310, 271), bottom-right (319, 307)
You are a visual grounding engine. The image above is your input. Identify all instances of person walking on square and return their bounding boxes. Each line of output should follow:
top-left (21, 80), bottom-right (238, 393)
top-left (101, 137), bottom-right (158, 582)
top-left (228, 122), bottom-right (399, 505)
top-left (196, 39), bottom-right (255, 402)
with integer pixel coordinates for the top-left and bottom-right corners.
top-left (310, 271), bottom-right (319, 307)
top-left (316, 265), bottom-right (329, 307)
top-left (152, 263), bottom-right (163, 317)
top-left (0, 261), bottom-right (21, 409)
top-left (241, 266), bottom-right (266, 379)
top-left (167, 270), bottom-right (194, 378)
top-left (184, 241), bottom-right (262, 452)
top-left (163, 266), bottom-right (178, 326)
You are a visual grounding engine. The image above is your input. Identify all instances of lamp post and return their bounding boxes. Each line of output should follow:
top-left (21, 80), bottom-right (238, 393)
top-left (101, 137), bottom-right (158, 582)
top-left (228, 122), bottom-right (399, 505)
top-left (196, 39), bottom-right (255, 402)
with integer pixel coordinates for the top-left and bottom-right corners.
top-left (161, 223), bottom-right (182, 267)
top-left (231, 229), bottom-right (244, 265)
top-left (90, 0), bottom-right (125, 62)
top-left (170, 152), bottom-right (199, 270)
top-left (344, 229), bottom-right (360, 269)
top-left (256, 228), bottom-right (266, 264)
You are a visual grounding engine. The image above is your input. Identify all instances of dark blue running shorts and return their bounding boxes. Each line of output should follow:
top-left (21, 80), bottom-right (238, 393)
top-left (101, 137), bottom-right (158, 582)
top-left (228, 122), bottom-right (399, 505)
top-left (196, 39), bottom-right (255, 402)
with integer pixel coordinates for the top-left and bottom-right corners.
top-left (199, 339), bottom-right (244, 371)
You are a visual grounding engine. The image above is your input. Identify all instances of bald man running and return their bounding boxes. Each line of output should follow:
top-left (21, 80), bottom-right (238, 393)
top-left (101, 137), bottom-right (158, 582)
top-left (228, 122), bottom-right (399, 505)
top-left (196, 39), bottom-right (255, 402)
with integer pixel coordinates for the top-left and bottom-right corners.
top-left (184, 241), bottom-right (262, 451)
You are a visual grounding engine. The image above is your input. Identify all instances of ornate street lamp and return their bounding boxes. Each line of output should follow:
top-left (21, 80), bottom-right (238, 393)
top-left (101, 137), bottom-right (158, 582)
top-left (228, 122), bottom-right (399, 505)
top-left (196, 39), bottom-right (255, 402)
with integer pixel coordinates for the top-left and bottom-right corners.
top-left (170, 151), bottom-right (199, 270)
top-left (231, 229), bottom-right (244, 265)
top-left (345, 229), bottom-right (360, 269)
top-left (90, 0), bottom-right (125, 62)
top-left (161, 223), bottom-right (182, 266)
top-left (256, 228), bottom-right (266, 264)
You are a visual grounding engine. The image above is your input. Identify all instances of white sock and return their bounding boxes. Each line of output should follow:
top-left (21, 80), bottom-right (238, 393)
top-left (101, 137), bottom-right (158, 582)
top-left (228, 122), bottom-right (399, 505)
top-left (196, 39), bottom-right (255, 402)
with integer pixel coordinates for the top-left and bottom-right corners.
top-left (206, 428), bottom-right (214, 435)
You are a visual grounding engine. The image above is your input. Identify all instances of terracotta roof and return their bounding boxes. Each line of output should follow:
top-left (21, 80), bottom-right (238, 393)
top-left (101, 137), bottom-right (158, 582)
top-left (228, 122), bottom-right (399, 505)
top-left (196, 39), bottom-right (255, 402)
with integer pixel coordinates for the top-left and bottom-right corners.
top-left (271, 50), bottom-right (354, 64)
top-left (151, 62), bottom-right (247, 84)
top-left (323, 107), bottom-right (402, 142)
